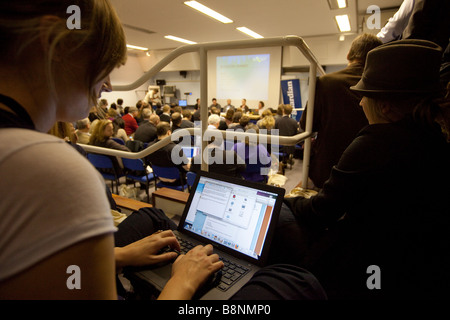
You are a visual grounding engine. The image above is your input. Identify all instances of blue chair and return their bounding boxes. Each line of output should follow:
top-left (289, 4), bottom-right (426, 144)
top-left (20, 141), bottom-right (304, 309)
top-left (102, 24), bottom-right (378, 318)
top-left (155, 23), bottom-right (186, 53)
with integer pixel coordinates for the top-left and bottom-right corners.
top-left (112, 137), bottom-right (125, 145)
top-left (122, 158), bottom-right (155, 203)
top-left (151, 165), bottom-right (188, 192)
top-left (186, 171), bottom-right (197, 191)
top-left (87, 153), bottom-right (124, 194)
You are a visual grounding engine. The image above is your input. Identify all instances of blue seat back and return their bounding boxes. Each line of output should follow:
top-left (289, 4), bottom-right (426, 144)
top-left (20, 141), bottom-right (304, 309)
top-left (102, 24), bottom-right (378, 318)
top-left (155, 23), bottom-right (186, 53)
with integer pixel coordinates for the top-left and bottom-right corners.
top-left (87, 153), bottom-right (115, 169)
top-left (122, 158), bottom-right (145, 172)
top-left (151, 165), bottom-right (182, 180)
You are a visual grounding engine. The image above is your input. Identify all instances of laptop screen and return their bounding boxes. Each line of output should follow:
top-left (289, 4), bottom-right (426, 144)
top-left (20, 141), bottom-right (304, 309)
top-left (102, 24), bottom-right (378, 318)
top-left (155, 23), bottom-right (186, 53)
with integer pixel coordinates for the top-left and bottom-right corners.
top-left (182, 174), bottom-right (280, 262)
top-left (178, 99), bottom-right (187, 106)
top-left (182, 146), bottom-right (200, 159)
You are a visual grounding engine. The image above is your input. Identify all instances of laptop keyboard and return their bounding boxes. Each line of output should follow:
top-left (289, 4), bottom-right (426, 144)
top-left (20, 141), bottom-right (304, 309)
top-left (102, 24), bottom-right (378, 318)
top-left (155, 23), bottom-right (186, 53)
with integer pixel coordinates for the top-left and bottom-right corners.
top-left (177, 237), bottom-right (251, 292)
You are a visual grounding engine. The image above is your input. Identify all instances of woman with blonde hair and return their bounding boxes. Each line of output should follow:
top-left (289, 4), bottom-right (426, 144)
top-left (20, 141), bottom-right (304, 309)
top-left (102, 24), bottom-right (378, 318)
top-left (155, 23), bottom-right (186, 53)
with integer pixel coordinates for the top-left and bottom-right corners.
top-left (0, 0), bottom-right (223, 300)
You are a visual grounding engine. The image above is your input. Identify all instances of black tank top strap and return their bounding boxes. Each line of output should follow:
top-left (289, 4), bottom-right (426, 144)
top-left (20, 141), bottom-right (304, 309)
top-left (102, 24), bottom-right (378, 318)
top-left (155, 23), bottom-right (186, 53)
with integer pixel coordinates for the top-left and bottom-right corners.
top-left (0, 94), bottom-right (35, 130)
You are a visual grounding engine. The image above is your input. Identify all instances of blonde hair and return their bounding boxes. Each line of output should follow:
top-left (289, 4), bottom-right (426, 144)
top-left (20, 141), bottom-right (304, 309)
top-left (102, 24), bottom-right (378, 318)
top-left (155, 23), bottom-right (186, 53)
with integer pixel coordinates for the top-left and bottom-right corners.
top-left (0, 0), bottom-right (127, 105)
top-left (48, 121), bottom-right (77, 143)
top-left (88, 119), bottom-right (112, 145)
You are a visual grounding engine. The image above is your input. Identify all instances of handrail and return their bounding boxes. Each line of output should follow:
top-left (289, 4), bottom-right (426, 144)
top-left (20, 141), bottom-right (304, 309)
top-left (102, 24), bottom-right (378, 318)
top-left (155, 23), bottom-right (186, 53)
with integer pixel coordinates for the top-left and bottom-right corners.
top-left (82, 35), bottom-right (325, 189)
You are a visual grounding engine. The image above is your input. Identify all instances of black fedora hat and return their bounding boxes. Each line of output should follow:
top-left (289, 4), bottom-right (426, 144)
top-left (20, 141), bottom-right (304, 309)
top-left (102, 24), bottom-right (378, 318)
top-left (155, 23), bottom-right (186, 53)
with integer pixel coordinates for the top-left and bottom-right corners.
top-left (350, 39), bottom-right (443, 96)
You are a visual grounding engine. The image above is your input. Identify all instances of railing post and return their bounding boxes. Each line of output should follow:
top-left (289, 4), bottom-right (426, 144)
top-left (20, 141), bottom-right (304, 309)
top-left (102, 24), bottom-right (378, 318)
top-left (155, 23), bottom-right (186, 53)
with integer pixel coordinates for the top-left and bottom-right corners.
top-left (302, 64), bottom-right (318, 190)
top-left (199, 47), bottom-right (209, 172)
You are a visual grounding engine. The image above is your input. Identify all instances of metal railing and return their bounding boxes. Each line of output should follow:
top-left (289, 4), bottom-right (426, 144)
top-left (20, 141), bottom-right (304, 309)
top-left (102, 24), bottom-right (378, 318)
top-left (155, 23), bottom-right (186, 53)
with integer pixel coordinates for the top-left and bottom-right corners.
top-left (80, 35), bottom-right (326, 189)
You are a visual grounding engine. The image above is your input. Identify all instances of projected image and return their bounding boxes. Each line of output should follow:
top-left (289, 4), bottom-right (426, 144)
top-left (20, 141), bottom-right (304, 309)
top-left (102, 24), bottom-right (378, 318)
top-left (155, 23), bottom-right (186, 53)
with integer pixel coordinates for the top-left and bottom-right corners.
top-left (216, 54), bottom-right (270, 100)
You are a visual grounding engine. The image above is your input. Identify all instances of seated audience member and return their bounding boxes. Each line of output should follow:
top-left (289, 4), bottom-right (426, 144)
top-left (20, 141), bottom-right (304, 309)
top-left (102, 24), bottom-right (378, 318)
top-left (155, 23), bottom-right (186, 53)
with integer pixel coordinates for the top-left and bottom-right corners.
top-left (146, 122), bottom-right (190, 185)
top-left (134, 109), bottom-right (159, 143)
top-left (122, 106), bottom-right (139, 136)
top-left (274, 105), bottom-right (284, 122)
top-left (159, 104), bottom-right (171, 123)
top-left (171, 112), bottom-right (182, 132)
top-left (233, 124), bottom-right (271, 182)
top-left (112, 117), bottom-right (129, 143)
top-left (89, 119), bottom-right (130, 152)
top-left (190, 138), bottom-right (246, 178)
top-left (275, 104), bottom-right (299, 163)
top-left (300, 33), bottom-right (382, 189)
top-left (136, 101), bottom-right (151, 125)
top-left (228, 111), bottom-right (242, 129)
top-left (207, 114), bottom-right (221, 129)
top-left (233, 114), bottom-right (250, 131)
top-left (257, 109), bottom-right (276, 132)
top-left (180, 109), bottom-right (194, 129)
top-left (272, 40), bottom-right (450, 300)
top-left (224, 108), bottom-right (235, 127)
top-left (76, 118), bottom-right (91, 144)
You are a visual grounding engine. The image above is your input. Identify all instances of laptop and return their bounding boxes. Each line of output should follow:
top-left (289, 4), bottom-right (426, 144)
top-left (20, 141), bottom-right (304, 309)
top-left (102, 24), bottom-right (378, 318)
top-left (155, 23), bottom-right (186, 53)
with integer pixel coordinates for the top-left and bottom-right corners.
top-left (182, 146), bottom-right (200, 160)
top-left (128, 171), bottom-right (285, 300)
top-left (178, 99), bottom-right (188, 107)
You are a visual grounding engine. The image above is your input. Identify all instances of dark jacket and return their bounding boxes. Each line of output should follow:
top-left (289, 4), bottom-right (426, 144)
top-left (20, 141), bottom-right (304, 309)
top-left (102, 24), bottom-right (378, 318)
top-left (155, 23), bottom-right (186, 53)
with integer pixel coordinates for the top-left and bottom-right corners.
top-left (300, 62), bottom-right (368, 188)
top-left (285, 116), bottom-right (450, 299)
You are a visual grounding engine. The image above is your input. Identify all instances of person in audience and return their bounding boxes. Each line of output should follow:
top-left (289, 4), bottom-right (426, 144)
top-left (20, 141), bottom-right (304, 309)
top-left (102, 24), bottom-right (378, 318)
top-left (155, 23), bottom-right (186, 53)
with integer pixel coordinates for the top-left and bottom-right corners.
top-left (89, 119), bottom-right (130, 152)
top-left (207, 114), bottom-right (221, 130)
top-left (159, 104), bottom-right (171, 123)
top-left (228, 111), bottom-right (242, 129)
top-left (0, 0), bottom-right (126, 299)
top-left (224, 108), bottom-right (235, 128)
top-left (299, 33), bottom-right (382, 189)
top-left (76, 118), bottom-right (91, 144)
top-left (274, 105), bottom-right (284, 122)
top-left (190, 137), bottom-right (246, 178)
top-left (107, 107), bottom-right (118, 121)
top-left (275, 104), bottom-right (299, 164)
top-left (146, 122), bottom-right (190, 185)
top-left (0, 0), bottom-right (235, 300)
top-left (180, 109), bottom-right (194, 129)
top-left (134, 110), bottom-right (159, 143)
top-left (112, 117), bottom-right (129, 143)
top-left (233, 114), bottom-right (250, 131)
top-left (233, 124), bottom-right (271, 183)
top-left (272, 40), bottom-right (450, 300)
top-left (170, 112), bottom-right (182, 132)
top-left (116, 98), bottom-right (124, 115)
top-left (122, 106), bottom-right (139, 136)
top-left (257, 109), bottom-right (275, 132)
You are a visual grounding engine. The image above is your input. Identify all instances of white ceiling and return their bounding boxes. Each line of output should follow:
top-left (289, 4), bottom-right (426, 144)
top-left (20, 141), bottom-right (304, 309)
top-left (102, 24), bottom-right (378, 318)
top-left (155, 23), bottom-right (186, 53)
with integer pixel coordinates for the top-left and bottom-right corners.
top-left (110, 0), bottom-right (403, 51)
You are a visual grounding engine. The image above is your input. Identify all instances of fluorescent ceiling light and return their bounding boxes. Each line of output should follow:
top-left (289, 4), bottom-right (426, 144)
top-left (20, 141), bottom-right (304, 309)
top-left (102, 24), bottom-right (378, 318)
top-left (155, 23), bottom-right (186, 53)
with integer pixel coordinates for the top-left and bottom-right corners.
top-left (164, 35), bottom-right (197, 45)
top-left (126, 44), bottom-right (149, 51)
top-left (236, 27), bottom-right (263, 39)
top-left (184, 1), bottom-right (233, 24)
top-left (335, 14), bottom-right (351, 32)
top-left (337, 0), bottom-right (347, 9)
top-left (327, 0), bottom-right (347, 10)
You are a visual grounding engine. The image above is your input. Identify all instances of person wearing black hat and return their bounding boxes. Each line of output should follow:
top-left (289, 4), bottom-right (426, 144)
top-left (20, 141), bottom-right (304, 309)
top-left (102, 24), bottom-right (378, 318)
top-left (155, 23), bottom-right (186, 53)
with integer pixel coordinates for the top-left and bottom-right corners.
top-left (271, 39), bottom-right (450, 299)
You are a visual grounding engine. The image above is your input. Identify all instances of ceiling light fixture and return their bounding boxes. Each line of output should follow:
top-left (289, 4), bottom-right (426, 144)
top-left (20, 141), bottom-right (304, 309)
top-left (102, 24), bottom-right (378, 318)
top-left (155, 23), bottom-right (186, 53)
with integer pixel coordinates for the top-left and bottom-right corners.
top-left (337, 0), bottom-right (347, 9)
top-left (184, 1), bottom-right (233, 24)
top-left (335, 14), bottom-right (351, 32)
top-left (327, 0), bottom-right (347, 10)
top-left (164, 35), bottom-right (197, 45)
top-left (236, 27), bottom-right (264, 39)
top-left (126, 44), bottom-right (149, 51)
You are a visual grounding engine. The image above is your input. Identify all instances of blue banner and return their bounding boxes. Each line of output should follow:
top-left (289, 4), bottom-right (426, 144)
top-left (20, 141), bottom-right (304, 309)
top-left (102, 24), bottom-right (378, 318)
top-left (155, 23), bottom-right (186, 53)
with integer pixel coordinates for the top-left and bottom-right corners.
top-left (280, 79), bottom-right (302, 121)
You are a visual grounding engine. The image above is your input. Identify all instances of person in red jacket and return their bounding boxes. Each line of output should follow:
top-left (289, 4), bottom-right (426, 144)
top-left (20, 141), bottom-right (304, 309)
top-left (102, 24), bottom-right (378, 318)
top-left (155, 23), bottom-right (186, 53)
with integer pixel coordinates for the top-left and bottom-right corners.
top-left (122, 106), bottom-right (139, 136)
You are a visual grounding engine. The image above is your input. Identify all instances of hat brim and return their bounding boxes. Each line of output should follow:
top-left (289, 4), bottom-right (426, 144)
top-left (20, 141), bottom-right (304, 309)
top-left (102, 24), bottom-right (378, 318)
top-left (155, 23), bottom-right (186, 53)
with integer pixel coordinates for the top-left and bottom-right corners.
top-left (350, 80), bottom-right (442, 97)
